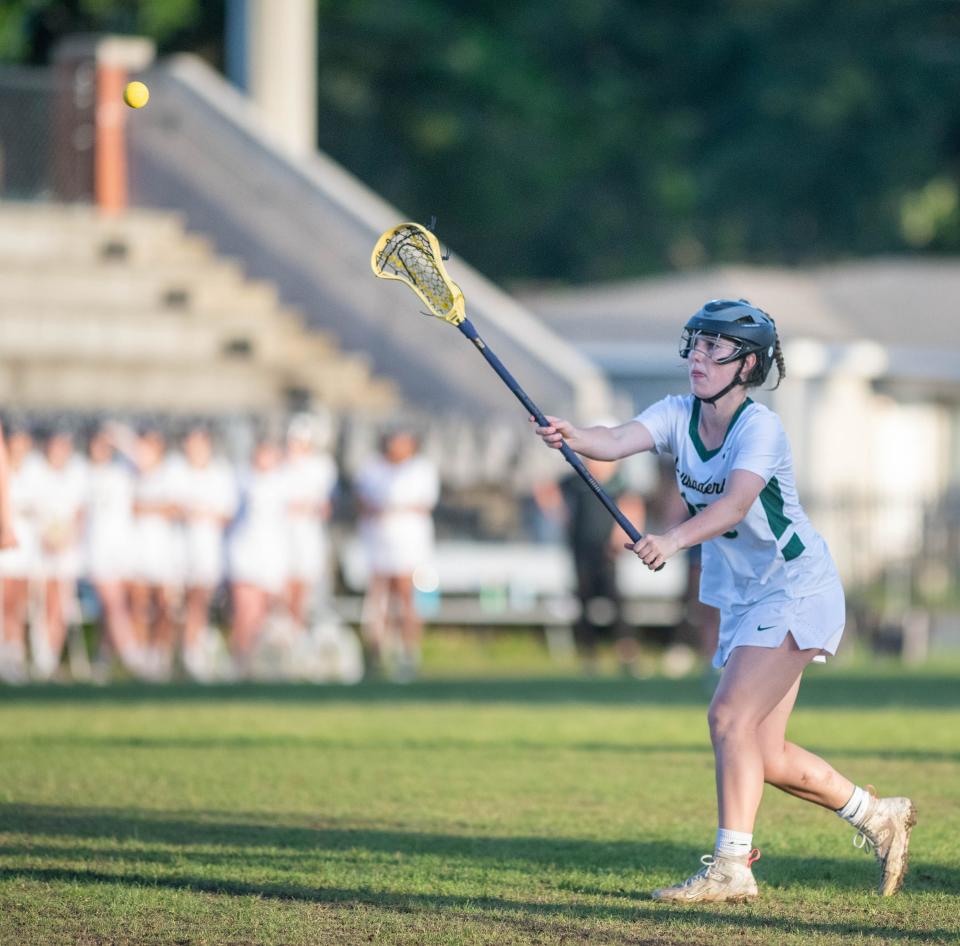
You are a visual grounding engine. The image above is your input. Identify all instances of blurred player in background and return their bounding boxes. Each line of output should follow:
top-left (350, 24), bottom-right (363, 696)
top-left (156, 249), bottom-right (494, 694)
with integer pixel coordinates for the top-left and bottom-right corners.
top-left (177, 424), bottom-right (237, 681)
top-left (32, 427), bottom-right (87, 680)
top-left (82, 424), bottom-right (141, 676)
top-left (228, 434), bottom-right (289, 663)
top-left (129, 427), bottom-right (184, 680)
top-left (283, 413), bottom-right (337, 629)
top-left (535, 299), bottom-right (916, 902)
top-left (0, 420), bottom-right (34, 683)
top-left (534, 445), bottom-right (646, 674)
top-left (355, 428), bottom-right (439, 680)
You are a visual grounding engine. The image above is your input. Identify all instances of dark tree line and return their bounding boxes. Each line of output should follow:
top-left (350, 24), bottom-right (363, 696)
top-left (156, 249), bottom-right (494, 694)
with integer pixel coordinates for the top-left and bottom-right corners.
top-left (4, 0), bottom-right (960, 284)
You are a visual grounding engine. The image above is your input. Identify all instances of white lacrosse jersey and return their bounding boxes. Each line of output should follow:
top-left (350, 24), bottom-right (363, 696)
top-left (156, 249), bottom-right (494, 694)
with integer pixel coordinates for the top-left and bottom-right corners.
top-left (175, 456), bottom-right (238, 587)
top-left (635, 394), bottom-right (839, 610)
top-left (355, 455), bottom-right (439, 575)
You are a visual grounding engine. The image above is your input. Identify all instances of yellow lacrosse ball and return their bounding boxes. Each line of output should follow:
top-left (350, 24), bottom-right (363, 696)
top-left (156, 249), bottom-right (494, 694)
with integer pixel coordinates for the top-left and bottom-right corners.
top-left (123, 81), bottom-right (150, 109)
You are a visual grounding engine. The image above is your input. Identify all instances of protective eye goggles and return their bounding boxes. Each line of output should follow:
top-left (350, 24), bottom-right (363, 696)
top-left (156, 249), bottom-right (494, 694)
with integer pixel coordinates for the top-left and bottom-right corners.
top-left (679, 329), bottom-right (748, 365)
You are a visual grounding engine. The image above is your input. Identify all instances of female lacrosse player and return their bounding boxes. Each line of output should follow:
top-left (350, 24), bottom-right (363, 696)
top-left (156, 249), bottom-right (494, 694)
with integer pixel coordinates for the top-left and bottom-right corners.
top-left (130, 428), bottom-right (184, 680)
top-left (0, 420), bottom-right (30, 683)
top-left (82, 424), bottom-right (142, 677)
top-left (283, 413), bottom-right (337, 628)
top-left (33, 427), bottom-right (87, 680)
top-left (228, 435), bottom-right (289, 662)
top-left (535, 299), bottom-right (916, 902)
top-left (355, 428), bottom-right (439, 680)
top-left (178, 425), bottom-right (237, 680)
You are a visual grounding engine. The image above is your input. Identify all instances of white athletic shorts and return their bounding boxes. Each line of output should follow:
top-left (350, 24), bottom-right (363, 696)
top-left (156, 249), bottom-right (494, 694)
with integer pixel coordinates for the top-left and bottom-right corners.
top-left (228, 528), bottom-right (288, 595)
top-left (287, 519), bottom-right (328, 581)
top-left (0, 525), bottom-right (37, 579)
top-left (133, 518), bottom-right (185, 587)
top-left (85, 528), bottom-right (135, 583)
top-left (183, 523), bottom-right (226, 589)
top-left (713, 580), bottom-right (846, 669)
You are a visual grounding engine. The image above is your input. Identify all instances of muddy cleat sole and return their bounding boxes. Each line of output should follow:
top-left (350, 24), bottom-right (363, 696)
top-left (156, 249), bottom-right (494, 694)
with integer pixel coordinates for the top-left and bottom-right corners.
top-left (855, 796), bottom-right (918, 896)
top-left (652, 850), bottom-right (760, 904)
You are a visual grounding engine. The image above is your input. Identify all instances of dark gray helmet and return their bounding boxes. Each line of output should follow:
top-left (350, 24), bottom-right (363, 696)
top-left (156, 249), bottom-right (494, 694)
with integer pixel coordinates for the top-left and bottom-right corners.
top-left (680, 298), bottom-right (777, 381)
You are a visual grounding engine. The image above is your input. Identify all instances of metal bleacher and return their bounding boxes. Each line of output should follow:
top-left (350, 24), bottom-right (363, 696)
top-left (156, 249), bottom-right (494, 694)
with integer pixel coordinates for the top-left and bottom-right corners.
top-left (0, 201), bottom-right (397, 415)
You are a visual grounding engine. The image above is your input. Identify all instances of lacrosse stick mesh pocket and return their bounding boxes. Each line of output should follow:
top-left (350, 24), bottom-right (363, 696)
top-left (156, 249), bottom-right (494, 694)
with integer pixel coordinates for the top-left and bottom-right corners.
top-left (371, 223), bottom-right (465, 324)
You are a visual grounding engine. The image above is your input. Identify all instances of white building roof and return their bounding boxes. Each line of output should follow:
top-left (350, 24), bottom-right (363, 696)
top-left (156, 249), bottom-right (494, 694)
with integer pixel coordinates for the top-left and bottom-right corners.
top-left (519, 260), bottom-right (960, 387)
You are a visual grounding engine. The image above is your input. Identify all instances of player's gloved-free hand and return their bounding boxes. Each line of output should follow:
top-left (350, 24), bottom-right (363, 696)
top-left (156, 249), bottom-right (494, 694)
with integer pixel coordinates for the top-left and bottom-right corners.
top-left (626, 533), bottom-right (680, 572)
top-left (531, 415), bottom-right (580, 450)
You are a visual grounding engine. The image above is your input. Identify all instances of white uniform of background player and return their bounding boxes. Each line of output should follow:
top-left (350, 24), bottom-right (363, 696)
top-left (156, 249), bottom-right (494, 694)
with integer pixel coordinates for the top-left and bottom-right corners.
top-left (32, 431), bottom-right (88, 679)
top-left (356, 449), bottom-right (438, 577)
top-left (130, 430), bottom-right (184, 677)
top-left (355, 430), bottom-right (439, 677)
top-left (0, 427), bottom-right (42, 682)
top-left (228, 439), bottom-right (289, 659)
top-left (177, 451), bottom-right (237, 589)
top-left (0, 437), bottom-right (40, 583)
top-left (176, 427), bottom-right (238, 678)
top-left (84, 439), bottom-right (136, 586)
top-left (82, 427), bottom-right (141, 675)
top-left (283, 413), bottom-right (337, 627)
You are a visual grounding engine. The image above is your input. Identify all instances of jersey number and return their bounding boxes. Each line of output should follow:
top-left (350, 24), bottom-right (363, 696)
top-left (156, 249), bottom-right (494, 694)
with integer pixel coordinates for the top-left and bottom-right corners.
top-left (682, 493), bottom-right (738, 539)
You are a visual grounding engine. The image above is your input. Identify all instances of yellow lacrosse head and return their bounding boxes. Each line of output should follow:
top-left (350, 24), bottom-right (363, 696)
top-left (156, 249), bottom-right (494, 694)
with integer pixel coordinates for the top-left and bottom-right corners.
top-left (371, 222), bottom-right (466, 325)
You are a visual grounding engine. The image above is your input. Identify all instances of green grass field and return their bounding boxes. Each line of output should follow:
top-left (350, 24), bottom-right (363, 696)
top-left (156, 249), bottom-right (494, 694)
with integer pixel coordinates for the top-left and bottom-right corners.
top-left (1, 643), bottom-right (958, 945)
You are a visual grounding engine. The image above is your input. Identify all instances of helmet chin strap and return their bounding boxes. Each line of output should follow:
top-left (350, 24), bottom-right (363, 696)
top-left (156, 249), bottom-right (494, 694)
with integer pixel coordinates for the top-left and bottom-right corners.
top-left (696, 358), bottom-right (747, 406)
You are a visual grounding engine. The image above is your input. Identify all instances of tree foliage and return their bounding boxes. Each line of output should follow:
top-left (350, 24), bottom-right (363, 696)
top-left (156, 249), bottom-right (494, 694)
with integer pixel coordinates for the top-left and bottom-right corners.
top-left (314, 0), bottom-right (960, 283)
top-left (4, 1), bottom-right (960, 284)
top-left (0, 0), bottom-right (224, 69)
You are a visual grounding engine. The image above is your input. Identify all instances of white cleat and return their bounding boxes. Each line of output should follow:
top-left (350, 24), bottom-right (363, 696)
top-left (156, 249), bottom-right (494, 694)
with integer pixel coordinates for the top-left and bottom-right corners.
top-left (855, 795), bottom-right (918, 896)
top-left (652, 850), bottom-right (760, 903)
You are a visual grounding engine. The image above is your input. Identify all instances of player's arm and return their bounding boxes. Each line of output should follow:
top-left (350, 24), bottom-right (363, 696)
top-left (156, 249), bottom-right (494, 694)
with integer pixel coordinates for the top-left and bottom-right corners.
top-left (533, 417), bottom-right (655, 461)
top-left (628, 469), bottom-right (765, 570)
top-left (670, 469), bottom-right (765, 548)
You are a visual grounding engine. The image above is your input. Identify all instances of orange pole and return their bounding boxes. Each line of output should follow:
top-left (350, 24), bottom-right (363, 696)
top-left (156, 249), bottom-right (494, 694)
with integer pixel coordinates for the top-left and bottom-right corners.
top-left (95, 63), bottom-right (127, 214)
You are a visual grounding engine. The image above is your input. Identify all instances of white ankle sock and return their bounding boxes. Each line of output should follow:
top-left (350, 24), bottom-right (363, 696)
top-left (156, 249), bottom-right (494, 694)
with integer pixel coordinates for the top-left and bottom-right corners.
top-left (715, 828), bottom-right (753, 859)
top-left (835, 785), bottom-right (872, 827)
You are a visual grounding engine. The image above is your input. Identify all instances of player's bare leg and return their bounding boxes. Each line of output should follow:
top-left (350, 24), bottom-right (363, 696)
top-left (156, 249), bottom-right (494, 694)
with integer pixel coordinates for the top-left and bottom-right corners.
top-left (654, 634), bottom-right (817, 903)
top-left (183, 587), bottom-right (211, 651)
top-left (230, 581), bottom-right (267, 667)
top-left (286, 578), bottom-right (310, 630)
top-left (94, 579), bottom-right (141, 675)
top-left (710, 634), bottom-right (819, 831)
top-left (1, 577), bottom-right (29, 682)
top-left (391, 574), bottom-right (421, 681)
top-left (149, 585), bottom-right (178, 679)
top-left (182, 585), bottom-right (216, 680)
top-left (128, 581), bottom-right (151, 650)
top-left (361, 574), bottom-right (390, 675)
top-left (758, 676), bottom-right (853, 808)
top-left (759, 677), bottom-right (916, 895)
top-left (40, 577), bottom-right (68, 678)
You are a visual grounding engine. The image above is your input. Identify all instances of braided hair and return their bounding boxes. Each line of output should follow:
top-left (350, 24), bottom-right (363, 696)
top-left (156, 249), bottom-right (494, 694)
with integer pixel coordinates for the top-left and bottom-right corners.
top-left (742, 317), bottom-right (785, 390)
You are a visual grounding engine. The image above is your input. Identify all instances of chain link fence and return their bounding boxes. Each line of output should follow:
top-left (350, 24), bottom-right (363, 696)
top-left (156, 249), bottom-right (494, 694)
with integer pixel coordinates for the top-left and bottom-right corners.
top-left (0, 63), bottom-right (94, 202)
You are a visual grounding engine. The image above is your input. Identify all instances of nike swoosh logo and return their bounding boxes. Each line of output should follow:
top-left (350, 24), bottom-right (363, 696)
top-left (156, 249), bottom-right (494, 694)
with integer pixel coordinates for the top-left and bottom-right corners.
top-left (757, 624), bottom-right (776, 632)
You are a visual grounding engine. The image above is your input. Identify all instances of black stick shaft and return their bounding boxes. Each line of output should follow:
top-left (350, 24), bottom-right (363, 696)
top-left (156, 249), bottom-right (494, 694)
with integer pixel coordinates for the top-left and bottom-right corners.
top-left (457, 318), bottom-right (643, 544)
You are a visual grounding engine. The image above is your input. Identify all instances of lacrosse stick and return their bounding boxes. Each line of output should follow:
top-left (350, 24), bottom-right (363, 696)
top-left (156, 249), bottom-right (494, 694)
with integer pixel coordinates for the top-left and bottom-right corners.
top-left (371, 222), bottom-right (655, 561)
